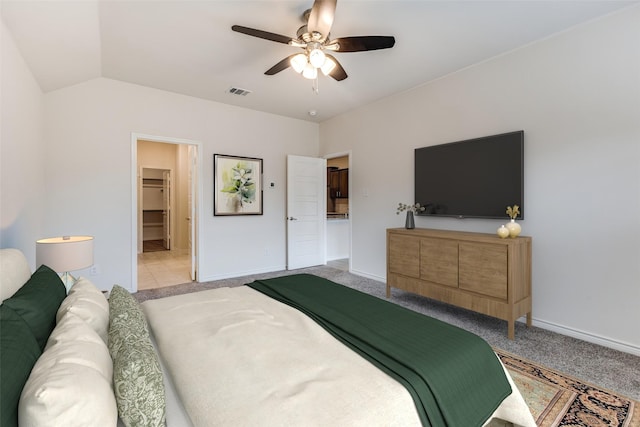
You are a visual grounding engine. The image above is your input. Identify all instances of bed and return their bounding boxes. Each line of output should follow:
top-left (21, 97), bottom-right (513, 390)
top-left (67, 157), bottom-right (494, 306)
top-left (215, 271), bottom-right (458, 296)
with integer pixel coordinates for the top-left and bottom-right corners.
top-left (1, 248), bottom-right (536, 427)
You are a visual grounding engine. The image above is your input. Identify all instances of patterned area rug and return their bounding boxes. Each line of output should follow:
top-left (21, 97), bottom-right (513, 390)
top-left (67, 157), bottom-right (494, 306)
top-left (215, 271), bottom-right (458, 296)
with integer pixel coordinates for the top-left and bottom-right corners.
top-left (496, 350), bottom-right (639, 427)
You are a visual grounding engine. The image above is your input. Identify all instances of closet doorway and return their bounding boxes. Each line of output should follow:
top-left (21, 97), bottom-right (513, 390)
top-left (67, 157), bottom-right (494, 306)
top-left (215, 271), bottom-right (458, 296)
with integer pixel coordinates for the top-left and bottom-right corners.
top-left (141, 168), bottom-right (171, 252)
top-left (325, 152), bottom-right (351, 272)
top-left (134, 137), bottom-right (200, 291)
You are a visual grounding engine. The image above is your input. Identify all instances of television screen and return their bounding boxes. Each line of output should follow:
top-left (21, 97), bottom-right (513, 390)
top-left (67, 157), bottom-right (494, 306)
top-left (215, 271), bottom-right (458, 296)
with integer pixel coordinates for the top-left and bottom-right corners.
top-left (414, 131), bottom-right (524, 219)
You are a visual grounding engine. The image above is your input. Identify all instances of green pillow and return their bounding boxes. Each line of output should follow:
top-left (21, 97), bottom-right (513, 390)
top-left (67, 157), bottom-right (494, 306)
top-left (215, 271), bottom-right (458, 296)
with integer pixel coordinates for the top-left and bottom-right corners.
top-left (3, 265), bottom-right (66, 350)
top-left (0, 305), bottom-right (42, 427)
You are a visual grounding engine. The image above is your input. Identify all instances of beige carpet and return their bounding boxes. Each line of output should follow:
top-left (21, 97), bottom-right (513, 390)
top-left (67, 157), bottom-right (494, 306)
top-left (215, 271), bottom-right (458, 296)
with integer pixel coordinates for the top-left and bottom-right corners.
top-left (496, 349), bottom-right (639, 427)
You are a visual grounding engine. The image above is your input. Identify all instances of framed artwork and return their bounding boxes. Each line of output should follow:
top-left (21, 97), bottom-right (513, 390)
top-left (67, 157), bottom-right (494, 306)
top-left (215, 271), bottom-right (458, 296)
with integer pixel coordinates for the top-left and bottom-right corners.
top-left (214, 154), bottom-right (263, 216)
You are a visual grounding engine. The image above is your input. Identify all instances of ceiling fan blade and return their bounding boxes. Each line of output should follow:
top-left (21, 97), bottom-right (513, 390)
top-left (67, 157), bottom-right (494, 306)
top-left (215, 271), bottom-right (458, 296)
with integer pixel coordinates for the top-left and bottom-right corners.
top-left (332, 36), bottom-right (395, 52)
top-left (264, 55), bottom-right (296, 75)
top-left (306, 0), bottom-right (337, 40)
top-left (325, 54), bottom-right (347, 81)
top-left (231, 25), bottom-right (293, 44)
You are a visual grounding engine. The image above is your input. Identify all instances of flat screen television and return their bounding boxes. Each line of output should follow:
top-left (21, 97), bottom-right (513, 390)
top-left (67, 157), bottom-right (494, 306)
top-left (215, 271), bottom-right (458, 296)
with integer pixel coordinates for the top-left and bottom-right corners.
top-left (414, 130), bottom-right (524, 219)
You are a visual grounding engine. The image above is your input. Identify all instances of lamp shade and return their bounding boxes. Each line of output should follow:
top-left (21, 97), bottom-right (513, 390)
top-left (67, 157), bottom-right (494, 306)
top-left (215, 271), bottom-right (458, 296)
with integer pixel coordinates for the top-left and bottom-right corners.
top-left (36, 236), bottom-right (94, 273)
top-left (308, 48), bottom-right (326, 68)
top-left (302, 63), bottom-right (317, 80)
top-left (290, 53), bottom-right (307, 73)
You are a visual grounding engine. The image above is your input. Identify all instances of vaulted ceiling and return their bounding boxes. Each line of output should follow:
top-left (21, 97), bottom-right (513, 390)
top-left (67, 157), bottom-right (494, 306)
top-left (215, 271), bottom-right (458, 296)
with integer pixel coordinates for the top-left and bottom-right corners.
top-left (2, 1), bottom-right (636, 122)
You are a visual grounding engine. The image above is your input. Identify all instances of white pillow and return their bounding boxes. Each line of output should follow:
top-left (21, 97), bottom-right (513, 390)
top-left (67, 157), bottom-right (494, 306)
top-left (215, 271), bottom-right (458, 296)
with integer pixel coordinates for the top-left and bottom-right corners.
top-left (18, 313), bottom-right (117, 427)
top-left (43, 312), bottom-right (113, 379)
top-left (0, 248), bottom-right (31, 303)
top-left (56, 277), bottom-right (109, 343)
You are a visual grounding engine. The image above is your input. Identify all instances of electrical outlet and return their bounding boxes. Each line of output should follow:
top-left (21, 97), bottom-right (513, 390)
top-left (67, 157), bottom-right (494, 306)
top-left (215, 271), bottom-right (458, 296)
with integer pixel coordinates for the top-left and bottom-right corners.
top-left (90, 264), bottom-right (100, 276)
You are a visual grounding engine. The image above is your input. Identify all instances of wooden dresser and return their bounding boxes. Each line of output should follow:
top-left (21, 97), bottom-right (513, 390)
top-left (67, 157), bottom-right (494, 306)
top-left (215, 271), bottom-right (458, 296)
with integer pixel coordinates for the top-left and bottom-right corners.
top-left (386, 228), bottom-right (532, 339)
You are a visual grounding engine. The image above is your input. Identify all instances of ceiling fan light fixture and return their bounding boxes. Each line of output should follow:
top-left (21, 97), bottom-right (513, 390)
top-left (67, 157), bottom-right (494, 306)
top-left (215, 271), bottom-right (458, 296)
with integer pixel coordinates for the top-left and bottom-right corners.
top-left (302, 63), bottom-right (318, 79)
top-left (290, 53), bottom-right (307, 73)
top-left (320, 57), bottom-right (337, 76)
top-left (232, 0), bottom-right (395, 85)
top-left (308, 48), bottom-right (326, 68)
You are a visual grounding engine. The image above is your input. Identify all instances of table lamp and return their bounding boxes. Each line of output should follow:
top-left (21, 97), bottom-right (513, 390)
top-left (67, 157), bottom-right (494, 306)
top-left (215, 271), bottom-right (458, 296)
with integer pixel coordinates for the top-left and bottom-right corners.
top-left (36, 236), bottom-right (94, 291)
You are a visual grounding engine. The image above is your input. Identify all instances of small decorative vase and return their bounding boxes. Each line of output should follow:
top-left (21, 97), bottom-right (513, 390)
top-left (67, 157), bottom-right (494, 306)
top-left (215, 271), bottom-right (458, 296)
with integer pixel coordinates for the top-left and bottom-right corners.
top-left (497, 225), bottom-right (509, 239)
top-left (405, 211), bottom-right (415, 229)
top-left (505, 219), bottom-right (521, 238)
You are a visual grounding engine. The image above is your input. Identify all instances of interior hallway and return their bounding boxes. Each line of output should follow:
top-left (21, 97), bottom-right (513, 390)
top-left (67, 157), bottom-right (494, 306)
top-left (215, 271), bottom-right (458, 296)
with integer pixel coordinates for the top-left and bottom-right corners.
top-left (138, 248), bottom-right (192, 290)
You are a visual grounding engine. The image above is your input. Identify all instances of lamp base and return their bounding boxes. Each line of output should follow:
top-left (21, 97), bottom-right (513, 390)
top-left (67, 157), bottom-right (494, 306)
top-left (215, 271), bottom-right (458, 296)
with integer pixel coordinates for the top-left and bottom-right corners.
top-left (60, 272), bottom-right (77, 293)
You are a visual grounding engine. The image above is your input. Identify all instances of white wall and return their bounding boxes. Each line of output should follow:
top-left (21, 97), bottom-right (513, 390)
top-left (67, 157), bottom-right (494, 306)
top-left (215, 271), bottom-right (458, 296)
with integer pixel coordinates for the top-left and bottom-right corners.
top-left (320, 7), bottom-right (640, 353)
top-left (42, 78), bottom-right (319, 290)
top-left (0, 20), bottom-right (46, 267)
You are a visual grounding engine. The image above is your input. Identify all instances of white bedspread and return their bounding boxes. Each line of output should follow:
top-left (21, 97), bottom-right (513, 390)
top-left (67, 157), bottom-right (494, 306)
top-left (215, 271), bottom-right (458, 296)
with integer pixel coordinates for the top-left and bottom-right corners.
top-left (142, 286), bottom-right (535, 427)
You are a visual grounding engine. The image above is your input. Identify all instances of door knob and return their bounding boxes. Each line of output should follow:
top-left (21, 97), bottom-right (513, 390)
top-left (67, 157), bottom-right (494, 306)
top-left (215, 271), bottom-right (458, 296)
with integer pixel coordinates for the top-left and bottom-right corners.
top-left (288, 217), bottom-right (298, 221)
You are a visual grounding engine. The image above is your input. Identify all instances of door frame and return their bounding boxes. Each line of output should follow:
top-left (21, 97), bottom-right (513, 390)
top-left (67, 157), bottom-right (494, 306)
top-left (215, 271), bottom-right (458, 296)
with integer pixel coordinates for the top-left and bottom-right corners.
top-left (130, 133), bottom-right (204, 292)
top-left (324, 150), bottom-right (352, 272)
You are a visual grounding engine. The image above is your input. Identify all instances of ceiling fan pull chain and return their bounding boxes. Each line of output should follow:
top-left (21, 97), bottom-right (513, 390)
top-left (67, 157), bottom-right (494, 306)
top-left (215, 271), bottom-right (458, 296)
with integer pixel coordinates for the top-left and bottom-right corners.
top-left (312, 76), bottom-right (319, 94)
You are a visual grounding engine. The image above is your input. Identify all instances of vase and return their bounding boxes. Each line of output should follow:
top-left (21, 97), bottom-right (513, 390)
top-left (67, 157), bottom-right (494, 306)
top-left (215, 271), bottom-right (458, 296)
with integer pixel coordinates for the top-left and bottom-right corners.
top-left (505, 219), bottom-right (521, 238)
top-left (497, 225), bottom-right (509, 239)
top-left (405, 211), bottom-right (415, 229)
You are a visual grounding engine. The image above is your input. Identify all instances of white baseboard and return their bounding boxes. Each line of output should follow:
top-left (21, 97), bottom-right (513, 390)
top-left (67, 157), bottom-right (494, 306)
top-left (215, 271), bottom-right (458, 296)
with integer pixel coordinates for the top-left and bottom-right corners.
top-left (199, 264), bottom-right (287, 282)
top-left (352, 273), bottom-right (640, 357)
top-left (349, 269), bottom-right (386, 283)
top-left (525, 317), bottom-right (640, 357)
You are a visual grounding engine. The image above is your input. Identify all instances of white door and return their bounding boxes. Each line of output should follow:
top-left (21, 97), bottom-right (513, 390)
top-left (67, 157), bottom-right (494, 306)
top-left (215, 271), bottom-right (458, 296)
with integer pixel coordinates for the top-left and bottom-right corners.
top-left (162, 170), bottom-right (171, 250)
top-left (286, 155), bottom-right (326, 269)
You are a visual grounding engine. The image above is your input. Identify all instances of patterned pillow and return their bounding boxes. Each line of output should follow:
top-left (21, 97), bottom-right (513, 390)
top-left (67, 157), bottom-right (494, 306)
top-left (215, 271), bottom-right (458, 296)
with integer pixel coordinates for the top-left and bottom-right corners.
top-left (108, 285), bottom-right (149, 359)
top-left (113, 340), bottom-right (166, 427)
top-left (108, 285), bottom-right (166, 427)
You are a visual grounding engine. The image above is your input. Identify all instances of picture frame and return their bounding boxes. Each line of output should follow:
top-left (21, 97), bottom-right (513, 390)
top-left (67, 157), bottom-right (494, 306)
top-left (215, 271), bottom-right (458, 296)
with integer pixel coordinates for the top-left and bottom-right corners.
top-left (214, 154), bottom-right (263, 216)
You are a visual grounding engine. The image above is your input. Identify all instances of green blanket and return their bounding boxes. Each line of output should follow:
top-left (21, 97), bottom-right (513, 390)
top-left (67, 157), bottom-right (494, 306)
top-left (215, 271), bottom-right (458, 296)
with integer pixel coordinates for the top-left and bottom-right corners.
top-left (248, 274), bottom-right (511, 427)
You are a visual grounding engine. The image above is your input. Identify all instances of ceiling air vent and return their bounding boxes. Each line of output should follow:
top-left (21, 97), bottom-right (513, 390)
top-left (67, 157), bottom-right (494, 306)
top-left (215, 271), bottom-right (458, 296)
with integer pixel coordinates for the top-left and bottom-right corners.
top-left (228, 87), bottom-right (251, 96)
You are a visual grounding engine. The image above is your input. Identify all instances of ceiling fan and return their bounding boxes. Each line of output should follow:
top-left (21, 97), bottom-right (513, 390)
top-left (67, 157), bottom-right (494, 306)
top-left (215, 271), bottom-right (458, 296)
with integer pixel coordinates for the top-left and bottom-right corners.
top-left (231, 0), bottom-right (395, 82)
